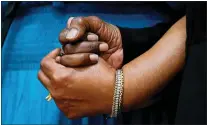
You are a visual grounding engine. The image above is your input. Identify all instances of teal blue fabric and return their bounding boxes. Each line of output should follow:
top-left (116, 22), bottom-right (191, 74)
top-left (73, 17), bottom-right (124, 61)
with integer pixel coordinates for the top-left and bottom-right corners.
top-left (2, 2), bottom-right (169, 124)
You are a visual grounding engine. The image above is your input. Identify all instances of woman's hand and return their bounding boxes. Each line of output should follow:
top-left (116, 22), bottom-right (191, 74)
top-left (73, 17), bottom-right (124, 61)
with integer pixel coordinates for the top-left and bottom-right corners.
top-left (38, 48), bottom-right (116, 119)
top-left (59, 16), bottom-right (123, 69)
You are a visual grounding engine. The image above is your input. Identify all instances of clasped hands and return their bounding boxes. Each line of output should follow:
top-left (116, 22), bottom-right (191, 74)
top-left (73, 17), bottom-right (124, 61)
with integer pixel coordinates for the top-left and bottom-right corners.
top-left (38, 16), bottom-right (124, 119)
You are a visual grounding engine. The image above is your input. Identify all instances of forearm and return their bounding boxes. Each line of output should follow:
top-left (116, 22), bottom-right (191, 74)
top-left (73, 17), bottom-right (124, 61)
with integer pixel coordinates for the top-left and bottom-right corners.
top-left (122, 16), bottom-right (186, 111)
top-left (118, 22), bottom-right (173, 64)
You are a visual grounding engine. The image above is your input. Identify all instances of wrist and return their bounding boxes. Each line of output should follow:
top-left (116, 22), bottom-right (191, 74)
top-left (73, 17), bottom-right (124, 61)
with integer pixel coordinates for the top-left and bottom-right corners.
top-left (121, 65), bottom-right (134, 112)
top-left (122, 64), bottom-right (153, 112)
top-left (101, 67), bottom-right (116, 115)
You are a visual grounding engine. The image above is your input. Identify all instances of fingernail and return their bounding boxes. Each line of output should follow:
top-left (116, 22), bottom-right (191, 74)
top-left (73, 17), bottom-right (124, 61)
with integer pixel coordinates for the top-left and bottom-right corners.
top-left (89, 54), bottom-right (99, 62)
top-left (66, 28), bottom-right (78, 39)
top-left (99, 43), bottom-right (109, 52)
top-left (67, 17), bottom-right (74, 27)
top-left (87, 35), bottom-right (99, 41)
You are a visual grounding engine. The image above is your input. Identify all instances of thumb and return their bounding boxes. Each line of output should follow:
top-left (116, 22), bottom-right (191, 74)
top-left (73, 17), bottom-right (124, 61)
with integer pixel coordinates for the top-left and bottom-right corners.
top-left (59, 16), bottom-right (105, 45)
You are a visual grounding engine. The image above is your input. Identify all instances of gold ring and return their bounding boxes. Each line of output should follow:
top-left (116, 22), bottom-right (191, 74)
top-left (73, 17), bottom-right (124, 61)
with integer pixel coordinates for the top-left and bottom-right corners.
top-left (45, 93), bottom-right (52, 101)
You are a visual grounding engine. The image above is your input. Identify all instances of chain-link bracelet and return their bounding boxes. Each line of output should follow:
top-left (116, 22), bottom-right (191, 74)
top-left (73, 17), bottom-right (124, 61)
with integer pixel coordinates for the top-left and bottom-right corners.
top-left (110, 69), bottom-right (124, 118)
top-left (117, 69), bottom-right (124, 115)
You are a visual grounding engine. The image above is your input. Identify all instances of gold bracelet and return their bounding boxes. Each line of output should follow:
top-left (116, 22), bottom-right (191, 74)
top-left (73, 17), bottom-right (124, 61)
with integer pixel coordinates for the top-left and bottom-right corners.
top-left (118, 69), bottom-right (124, 114)
top-left (110, 69), bottom-right (124, 118)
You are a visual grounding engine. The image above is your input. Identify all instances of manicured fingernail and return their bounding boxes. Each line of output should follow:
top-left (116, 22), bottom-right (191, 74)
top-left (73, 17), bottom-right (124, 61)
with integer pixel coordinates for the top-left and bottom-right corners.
top-left (87, 35), bottom-right (99, 41)
top-left (89, 54), bottom-right (99, 62)
top-left (66, 28), bottom-right (78, 39)
top-left (99, 43), bottom-right (109, 52)
top-left (67, 17), bottom-right (74, 27)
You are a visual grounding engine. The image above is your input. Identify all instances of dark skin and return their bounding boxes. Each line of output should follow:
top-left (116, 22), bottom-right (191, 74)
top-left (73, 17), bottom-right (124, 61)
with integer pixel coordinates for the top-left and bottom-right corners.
top-left (59, 16), bottom-right (123, 69)
top-left (38, 16), bottom-right (186, 119)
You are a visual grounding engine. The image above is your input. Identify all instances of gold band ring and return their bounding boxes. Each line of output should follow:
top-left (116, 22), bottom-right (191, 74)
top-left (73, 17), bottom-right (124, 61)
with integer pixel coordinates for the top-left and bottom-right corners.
top-left (45, 93), bottom-right (52, 101)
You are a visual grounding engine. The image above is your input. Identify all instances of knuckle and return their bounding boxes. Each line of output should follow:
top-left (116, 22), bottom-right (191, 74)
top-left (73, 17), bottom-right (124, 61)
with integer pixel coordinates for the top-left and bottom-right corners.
top-left (73, 17), bottom-right (84, 24)
top-left (52, 69), bottom-right (72, 84)
top-left (63, 44), bottom-right (74, 54)
top-left (40, 58), bottom-right (49, 68)
top-left (51, 91), bottom-right (62, 100)
top-left (51, 72), bottom-right (62, 83)
top-left (66, 69), bottom-right (74, 81)
top-left (88, 43), bottom-right (99, 52)
top-left (89, 16), bottom-right (101, 22)
top-left (59, 72), bottom-right (69, 81)
top-left (88, 43), bottom-right (95, 50)
top-left (64, 70), bottom-right (74, 87)
top-left (92, 42), bottom-right (99, 51)
top-left (79, 54), bottom-right (88, 63)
